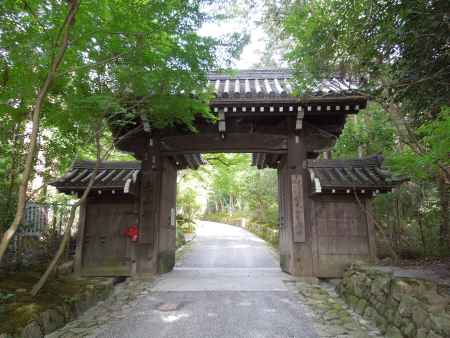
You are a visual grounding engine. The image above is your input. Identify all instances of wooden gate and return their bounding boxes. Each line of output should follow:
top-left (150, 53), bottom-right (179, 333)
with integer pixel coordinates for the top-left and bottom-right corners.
top-left (81, 201), bottom-right (137, 276)
top-left (312, 197), bottom-right (373, 277)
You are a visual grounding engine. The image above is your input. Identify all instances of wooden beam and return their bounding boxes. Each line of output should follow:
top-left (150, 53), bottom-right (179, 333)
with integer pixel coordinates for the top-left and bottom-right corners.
top-left (160, 132), bottom-right (288, 154)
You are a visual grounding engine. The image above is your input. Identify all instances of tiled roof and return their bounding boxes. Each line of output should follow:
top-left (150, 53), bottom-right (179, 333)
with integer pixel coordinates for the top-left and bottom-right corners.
top-left (207, 69), bottom-right (361, 101)
top-left (51, 155), bottom-right (206, 194)
top-left (306, 156), bottom-right (403, 194)
top-left (50, 161), bottom-right (141, 194)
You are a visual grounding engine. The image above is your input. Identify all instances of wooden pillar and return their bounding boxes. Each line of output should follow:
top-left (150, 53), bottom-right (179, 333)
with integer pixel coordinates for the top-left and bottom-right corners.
top-left (136, 136), bottom-right (161, 275)
top-left (137, 133), bottom-right (177, 275)
top-left (157, 157), bottom-right (177, 273)
top-left (277, 157), bottom-right (290, 272)
top-left (283, 126), bottom-right (314, 276)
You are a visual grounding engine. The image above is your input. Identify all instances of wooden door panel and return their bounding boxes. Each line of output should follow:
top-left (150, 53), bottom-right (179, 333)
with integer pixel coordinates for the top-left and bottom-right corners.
top-left (82, 202), bottom-right (136, 276)
top-left (315, 200), bottom-right (370, 277)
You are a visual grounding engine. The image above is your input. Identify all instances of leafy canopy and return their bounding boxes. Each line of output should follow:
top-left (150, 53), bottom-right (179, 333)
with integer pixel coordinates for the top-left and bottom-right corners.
top-left (0, 0), bottom-right (244, 175)
top-left (284, 0), bottom-right (450, 112)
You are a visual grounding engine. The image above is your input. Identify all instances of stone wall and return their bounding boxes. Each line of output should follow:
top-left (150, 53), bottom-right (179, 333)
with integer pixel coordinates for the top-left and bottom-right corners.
top-left (337, 263), bottom-right (450, 338)
top-left (0, 278), bottom-right (114, 338)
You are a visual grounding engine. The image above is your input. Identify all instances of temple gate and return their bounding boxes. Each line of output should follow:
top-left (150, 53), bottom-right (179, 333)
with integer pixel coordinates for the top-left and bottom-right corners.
top-left (52, 70), bottom-right (400, 277)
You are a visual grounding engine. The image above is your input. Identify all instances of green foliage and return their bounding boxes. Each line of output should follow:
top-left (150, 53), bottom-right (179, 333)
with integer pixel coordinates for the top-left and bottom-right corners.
top-left (333, 101), bottom-right (449, 257)
top-left (278, 0), bottom-right (450, 256)
top-left (0, 291), bottom-right (16, 303)
top-left (194, 153), bottom-right (279, 228)
top-left (0, 1), bottom-right (246, 231)
top-left (177, 187), bottom-right (201, 233)
top-left (176, 227), bottom-right (186, 248)
top-left (284, 0), bottom-right (450, 110)
top-left (372, 184), bottom-right (442, 258)
top-left (204, 153), bottom-right (250, 214)
top-left (241, 169), bottom-right (278, 227)
top-left (177, 153), bottom-right (279, 242)
top-left (333, 103), bottom-right (396, 159)
top-left (388, 107), bottom-right (450, 181)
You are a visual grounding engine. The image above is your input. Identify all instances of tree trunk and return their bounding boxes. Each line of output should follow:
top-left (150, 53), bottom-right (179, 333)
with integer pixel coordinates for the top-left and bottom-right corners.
top-left (30, 118), bottom-right (140, 295)
top-left (31, 121), bottom-right (102, 296)
top-left (417, 187), bottom-right (427, 254)
top-left (438, 170), bottom-right (449, 252)
top-left (0, 0), bottom-right (80, 263)
top-left (394, 193), bottom-right (401, 252)
top-left (5, 122), bottom-right (24, 215)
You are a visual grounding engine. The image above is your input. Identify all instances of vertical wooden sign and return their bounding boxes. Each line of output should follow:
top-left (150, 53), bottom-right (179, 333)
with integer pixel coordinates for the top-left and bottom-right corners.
top-left (291, 174), bottom-right (306, 242)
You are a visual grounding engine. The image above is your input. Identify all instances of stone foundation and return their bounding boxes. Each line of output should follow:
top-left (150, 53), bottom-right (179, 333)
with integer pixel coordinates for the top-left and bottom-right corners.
top-left (1, 278), bottom-right (114, 338)
top-left (337, 263), bottom-right (450, 338)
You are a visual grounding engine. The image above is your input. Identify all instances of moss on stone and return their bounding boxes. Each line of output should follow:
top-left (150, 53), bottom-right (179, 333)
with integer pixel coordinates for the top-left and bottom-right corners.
top-left (0, 269), bottom-right (109, 336)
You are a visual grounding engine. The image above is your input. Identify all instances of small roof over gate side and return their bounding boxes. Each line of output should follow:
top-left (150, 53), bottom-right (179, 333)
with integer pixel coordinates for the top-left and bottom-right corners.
top-left (51, 154), bottom-right (206, 195)
top-left (50, 160), bottom-right (141, 194)
top-left (305, 156), bottom-right (405, 195)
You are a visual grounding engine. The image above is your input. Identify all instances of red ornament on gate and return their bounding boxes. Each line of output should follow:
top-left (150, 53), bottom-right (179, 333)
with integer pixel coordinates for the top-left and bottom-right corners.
top-left (122, 224), bottom-right (138, 242)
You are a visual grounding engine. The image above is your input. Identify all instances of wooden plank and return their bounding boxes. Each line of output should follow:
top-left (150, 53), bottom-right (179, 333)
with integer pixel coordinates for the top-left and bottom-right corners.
top-left (365, 199), bottom-right (377, 263)
top-left (310, 199), bottom-right (320, 277)
top-left (160, 133), bottom-right (288, 154)
top-left (317, 236), bottom-right (370, 255)
top-left (291, 174), bottom-right (306, 242)
top-left (313, 198), bottom-right (374, 277)
top-left (317, 254), bottom-right (370, 278)
top-left (81, 202), bottom-right (134, 276)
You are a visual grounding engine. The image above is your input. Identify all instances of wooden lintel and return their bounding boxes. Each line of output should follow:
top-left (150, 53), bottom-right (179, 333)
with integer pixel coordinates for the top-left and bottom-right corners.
top-left (160, 133), bottom-right (288, 154)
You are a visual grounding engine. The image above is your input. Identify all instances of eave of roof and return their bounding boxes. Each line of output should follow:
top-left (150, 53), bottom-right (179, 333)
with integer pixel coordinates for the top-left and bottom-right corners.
top-left (305, 156), bottom-right (403, 195)
top-left (207, 69), bottom-right (365, 104)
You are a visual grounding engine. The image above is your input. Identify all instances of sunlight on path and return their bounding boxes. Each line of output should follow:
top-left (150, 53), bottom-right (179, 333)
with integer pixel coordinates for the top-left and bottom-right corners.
top-left (47, 221), bottom-right (384, 338)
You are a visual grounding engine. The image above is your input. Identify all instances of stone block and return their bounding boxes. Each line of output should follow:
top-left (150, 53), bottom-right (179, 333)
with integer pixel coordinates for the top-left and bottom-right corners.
top-left (373, 300), bottom-right (386, 314)
top-left (398, 295), bottom-right (420, 317)
top-left (21, 321), bottom-right (43, 338)
top-left (385, 297), bottom-right (400, 316)
top-left (351, 273), bottom-right (371, 298)
top-left (364, 306), bottom-right (387, 332)
top-left (348, 295), bottom-right (360, 308)
top-left (386, 325), bottom-right (404, 338)
top-left (402, 322), bottom-right (416, 337)
top-left (429, 314), bottom-right (450, 337)
top-left (394, 312), bottom-right (411, 332)
top-left (423, 289), bottom-right (450, 313)
top-left (427, 330), bottom-right (443, 338)
top-left (371, 274), bottom-right (391, 298)
top-left (355, 299), bottom-right (367, 315)
top-left (40, 309), bottom-right (65, 334)
top-left (391, 279), bottom-right (415, 301)
top-left (412, 306), bottom-right (428, 327)
top-left (417, 328), bottom-right (428, 338)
